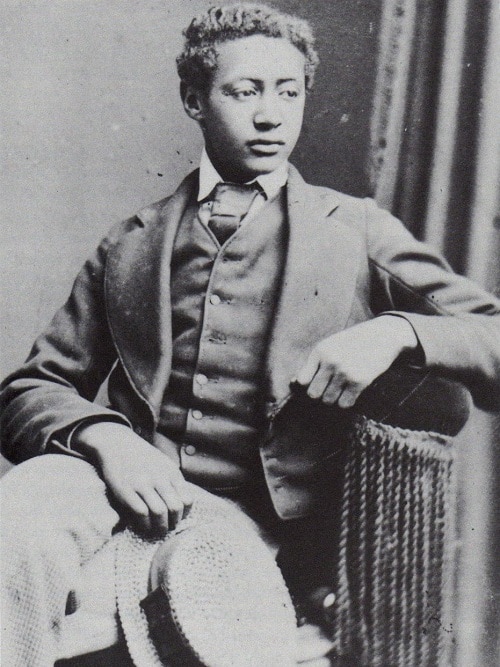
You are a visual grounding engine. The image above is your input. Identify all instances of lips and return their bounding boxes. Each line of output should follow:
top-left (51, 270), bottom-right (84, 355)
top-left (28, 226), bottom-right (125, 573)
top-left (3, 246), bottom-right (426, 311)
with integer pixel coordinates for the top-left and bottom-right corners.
top-left (248, 139), bottom-right (285, 154)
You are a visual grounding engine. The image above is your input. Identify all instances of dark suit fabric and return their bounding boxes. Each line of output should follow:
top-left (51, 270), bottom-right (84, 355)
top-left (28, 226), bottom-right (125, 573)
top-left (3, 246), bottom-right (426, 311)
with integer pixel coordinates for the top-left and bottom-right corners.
top-left (2, 166), bottom-right (499, 519)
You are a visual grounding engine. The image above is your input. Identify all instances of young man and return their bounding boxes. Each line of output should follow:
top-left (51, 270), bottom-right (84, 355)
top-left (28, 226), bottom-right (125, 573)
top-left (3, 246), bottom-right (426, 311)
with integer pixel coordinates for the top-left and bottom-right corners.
top-left (1, 3), bottom-right (500, 666)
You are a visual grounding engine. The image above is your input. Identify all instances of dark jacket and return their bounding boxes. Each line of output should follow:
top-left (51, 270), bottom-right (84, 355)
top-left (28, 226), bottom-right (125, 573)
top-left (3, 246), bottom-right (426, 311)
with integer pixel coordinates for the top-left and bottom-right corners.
top-left (2, 166), bottom-right (499, 518)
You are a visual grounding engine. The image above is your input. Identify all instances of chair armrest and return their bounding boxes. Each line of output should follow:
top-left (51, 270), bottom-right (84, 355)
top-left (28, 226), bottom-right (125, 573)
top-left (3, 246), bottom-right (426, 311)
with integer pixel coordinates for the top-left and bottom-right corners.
top-left (354, 363), bottom-right (471, 436)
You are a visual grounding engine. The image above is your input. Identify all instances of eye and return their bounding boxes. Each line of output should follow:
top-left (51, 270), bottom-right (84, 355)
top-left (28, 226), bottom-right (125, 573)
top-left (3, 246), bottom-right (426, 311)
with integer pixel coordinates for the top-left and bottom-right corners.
top-left (232, 88), bottom-right (258, 99)
top-left (279, 88), bottom-right (300, 99)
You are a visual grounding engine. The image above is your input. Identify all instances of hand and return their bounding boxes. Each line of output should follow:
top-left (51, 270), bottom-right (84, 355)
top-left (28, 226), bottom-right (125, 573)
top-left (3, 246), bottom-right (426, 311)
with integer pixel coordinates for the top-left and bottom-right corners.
top-left (74, 422), bottom-right (193, 536)
top-left (296, 316), bottom-right (418, 408)
top-left (296, 623), bottom-right (334, 665)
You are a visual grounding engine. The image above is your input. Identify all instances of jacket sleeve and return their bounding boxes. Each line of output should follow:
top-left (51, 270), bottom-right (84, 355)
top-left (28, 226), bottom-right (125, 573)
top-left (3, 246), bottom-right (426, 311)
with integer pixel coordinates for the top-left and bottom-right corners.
top-left (0, 218), bottom-right (139, 463)
top-left (364, 198), bottom-right (500, 412)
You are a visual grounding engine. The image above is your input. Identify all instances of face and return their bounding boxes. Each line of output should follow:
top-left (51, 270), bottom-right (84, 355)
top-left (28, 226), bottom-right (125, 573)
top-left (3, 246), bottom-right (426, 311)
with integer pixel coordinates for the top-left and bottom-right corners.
top-left (183, 35), bottom-right (307, 182)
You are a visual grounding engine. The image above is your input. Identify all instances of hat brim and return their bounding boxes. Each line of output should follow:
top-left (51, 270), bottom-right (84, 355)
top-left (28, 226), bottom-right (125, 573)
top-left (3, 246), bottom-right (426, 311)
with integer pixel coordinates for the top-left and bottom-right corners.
top-left (115, 484), bottom-right (297, 667)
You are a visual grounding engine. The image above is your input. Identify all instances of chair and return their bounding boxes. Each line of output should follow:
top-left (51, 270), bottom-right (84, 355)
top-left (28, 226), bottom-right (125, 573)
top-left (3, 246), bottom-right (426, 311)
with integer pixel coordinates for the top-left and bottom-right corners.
top-left (57, 365), bottom-right (470, 667)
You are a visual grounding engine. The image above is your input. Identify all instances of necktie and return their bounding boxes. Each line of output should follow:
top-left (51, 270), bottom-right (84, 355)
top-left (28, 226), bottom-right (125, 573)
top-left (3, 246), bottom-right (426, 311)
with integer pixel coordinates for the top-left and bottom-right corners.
top-left (207, 182), bottom-right (261, 245)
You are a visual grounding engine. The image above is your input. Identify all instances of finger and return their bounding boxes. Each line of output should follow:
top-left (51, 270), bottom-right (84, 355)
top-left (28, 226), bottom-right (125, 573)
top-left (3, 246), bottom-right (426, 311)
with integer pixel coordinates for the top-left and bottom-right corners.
top-left (337, 381), bottom-right (364, 408)
top-left (321, 376), bottom-right (345, 405)
top-left (162, 464), bottom-right (194, 508)
top-left (116, 490), bottom-right (154, 534)
top-left (137, 488), bottom-right (170, 533)
top-left (170, 478), bottom-right (194, 513)
top-left (296, 350), bottom-right (320, 386)
top-left (156, 483), bottom-right (185, 528)
top-left (116, 488), bottom-right (150, 518)
top-left (306, 367), bottom-right (333, 400)
top-left (176, 491), bottom-right (193, 520)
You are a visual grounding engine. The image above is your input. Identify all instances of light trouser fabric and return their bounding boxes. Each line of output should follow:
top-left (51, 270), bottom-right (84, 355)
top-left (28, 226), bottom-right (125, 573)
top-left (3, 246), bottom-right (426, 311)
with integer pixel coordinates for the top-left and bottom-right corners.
top-left (1, 454), bottom-right (335, 667)
top-left (1, 455), bottom-right (121, 667)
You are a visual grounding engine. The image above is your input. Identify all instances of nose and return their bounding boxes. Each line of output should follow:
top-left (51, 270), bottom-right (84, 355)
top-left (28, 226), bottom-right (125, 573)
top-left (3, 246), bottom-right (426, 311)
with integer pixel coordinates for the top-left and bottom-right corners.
top-left (253, 93), bottom-right (282, 130)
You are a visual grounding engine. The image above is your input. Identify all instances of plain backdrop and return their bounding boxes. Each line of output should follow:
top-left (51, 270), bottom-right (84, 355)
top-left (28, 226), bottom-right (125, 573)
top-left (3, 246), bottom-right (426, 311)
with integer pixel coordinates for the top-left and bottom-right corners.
top-left (1, 0), bottom-right (381, 377)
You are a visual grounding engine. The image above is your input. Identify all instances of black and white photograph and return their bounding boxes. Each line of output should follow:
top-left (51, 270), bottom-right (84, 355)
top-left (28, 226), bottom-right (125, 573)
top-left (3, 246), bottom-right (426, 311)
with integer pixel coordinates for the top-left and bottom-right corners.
top-left (1, 1), bottom-right (499, 665)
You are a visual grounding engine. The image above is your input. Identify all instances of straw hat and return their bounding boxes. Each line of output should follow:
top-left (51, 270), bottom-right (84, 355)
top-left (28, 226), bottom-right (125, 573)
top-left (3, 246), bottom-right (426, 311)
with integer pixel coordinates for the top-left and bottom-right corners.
top-left (114, 483), bottom-right (297, 667)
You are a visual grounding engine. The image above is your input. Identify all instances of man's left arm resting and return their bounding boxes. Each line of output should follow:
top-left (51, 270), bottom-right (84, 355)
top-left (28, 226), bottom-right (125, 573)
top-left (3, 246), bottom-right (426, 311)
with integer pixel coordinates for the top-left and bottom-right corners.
top-left (364, 199), bottom-right (500, 411)
top-left (296, 315), bottom-right (419, 408)
top-left (298, 198), bottom-right (500, 412)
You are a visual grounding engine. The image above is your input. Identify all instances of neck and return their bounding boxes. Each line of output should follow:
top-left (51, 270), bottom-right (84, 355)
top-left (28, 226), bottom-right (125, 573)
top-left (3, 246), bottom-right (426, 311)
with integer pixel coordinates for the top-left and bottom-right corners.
top-left (208, 160), bottom-right (251, 184)
top-left (203, 145), bottom-right (266, 184)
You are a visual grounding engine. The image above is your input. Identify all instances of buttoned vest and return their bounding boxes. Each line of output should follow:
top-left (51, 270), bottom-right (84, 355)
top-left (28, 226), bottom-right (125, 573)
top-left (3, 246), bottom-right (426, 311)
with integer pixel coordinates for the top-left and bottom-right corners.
top-left (156, 188), bottom-right (287, 490)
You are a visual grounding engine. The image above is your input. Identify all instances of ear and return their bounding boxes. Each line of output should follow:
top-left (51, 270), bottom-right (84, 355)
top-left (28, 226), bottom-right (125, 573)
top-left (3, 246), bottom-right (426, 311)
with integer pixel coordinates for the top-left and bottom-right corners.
top-left (180, 82), bottom-right (205, 122)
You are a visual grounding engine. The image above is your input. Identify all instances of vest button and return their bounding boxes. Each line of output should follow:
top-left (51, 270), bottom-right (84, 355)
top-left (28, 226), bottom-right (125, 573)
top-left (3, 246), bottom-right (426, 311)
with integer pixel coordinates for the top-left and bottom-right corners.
top-left (209, 294), bottom-right (221, 305)
top-left (323, 592), bottom-right (336, 609)
top-left (192, 409), bottom-right (203, 420)
top-left (195, 373), bottom-right (208, 386)
top-left (184, 445), bottom-right (197, 456)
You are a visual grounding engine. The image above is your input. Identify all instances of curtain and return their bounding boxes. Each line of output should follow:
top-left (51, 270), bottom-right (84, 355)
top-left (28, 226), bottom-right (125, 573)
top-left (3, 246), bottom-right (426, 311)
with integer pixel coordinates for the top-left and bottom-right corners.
top-left (370, 0), bottom-right (500, 664)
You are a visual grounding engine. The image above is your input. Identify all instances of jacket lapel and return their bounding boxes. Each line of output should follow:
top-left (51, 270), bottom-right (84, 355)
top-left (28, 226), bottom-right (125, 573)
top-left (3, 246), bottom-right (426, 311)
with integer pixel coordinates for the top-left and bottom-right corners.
top-left (105, 171), bottom-right (198, 419)
top-left (106, 165), bottom-right (362, 421)
top-left (266, 166), bottom-right (363, 411)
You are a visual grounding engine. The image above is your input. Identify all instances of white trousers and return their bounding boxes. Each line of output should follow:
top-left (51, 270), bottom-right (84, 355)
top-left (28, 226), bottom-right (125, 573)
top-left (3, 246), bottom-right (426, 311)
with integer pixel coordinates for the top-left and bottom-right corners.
top-left (1, 455), bottom-right (121, 667)
top-left (1, 455), bottom-right (334, 667)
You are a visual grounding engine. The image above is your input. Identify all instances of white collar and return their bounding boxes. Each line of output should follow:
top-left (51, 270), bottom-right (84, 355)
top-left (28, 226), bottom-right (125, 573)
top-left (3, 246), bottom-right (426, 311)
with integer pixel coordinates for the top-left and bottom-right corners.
top-left (197, 148), bottom-right (289, 202)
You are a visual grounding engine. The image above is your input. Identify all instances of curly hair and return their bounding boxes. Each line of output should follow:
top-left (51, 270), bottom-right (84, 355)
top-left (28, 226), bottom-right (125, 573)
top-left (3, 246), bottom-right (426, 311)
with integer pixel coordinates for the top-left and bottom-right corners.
top-left (176, 3), bottom-right (319, 94)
